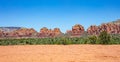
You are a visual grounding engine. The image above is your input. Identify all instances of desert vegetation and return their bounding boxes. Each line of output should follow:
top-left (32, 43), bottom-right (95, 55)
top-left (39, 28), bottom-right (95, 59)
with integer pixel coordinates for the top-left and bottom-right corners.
top-left (0, 31), bottom-right (120, 45)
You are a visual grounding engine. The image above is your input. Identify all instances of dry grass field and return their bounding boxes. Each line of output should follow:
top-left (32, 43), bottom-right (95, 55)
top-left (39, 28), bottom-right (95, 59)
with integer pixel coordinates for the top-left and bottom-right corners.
top-left (0, 45), bottom-right (120, 62)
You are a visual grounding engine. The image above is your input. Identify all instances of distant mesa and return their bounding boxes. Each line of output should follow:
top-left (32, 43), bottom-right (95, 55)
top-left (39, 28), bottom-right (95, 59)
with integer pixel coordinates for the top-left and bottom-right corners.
top-left (0, 27), bottom-right (22, 32)
top-left (0, 19), bottom-right (120, 38)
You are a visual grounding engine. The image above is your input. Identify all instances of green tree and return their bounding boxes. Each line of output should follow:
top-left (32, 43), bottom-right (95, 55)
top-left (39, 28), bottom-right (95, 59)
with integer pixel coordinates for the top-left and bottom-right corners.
top-left (99, 31), bottom-right (111, 44)
top-left (88, 35), bottom-right (98, 44)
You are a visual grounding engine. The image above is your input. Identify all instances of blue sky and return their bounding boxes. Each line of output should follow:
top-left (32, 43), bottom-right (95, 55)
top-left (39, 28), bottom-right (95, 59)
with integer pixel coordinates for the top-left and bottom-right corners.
top-left (0, 0), bottom-right (120, 33)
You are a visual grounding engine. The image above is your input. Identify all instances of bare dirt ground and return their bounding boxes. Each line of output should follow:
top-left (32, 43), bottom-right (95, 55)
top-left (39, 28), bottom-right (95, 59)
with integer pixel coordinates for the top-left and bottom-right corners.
top-left (0, 45), bottom-right (120, 62)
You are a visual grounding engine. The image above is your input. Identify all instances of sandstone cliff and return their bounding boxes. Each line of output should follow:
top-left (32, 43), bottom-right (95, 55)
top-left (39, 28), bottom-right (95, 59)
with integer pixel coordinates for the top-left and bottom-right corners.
top-left (87, 20), bottom-right (120, 35)
top-left (39, 27), bottom-right (62, 37)
top-left (66, 24), bottom-right (85, 36)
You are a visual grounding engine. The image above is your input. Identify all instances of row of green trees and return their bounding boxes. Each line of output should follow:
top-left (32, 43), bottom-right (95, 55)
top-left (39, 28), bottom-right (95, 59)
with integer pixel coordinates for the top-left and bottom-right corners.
top-left (0, 31), bottom-right (120, 45)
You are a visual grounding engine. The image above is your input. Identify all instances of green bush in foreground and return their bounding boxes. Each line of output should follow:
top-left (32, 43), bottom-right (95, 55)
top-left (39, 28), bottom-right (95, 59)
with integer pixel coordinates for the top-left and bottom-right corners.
top-left (88, 35), bottom-right (98, 44)
top-left (99, 31), bottom-right (111, 44)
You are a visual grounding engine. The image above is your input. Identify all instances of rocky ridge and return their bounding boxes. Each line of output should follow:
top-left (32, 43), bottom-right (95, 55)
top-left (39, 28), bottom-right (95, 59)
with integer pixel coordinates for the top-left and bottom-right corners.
top-left (0, 19), bottom-right (120, 38)
top-left (87, 20), bottom-right (120, 35)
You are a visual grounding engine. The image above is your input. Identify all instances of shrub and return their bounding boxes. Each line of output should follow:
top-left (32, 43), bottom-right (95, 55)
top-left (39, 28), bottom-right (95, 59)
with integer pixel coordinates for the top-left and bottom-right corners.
top-left (0, 33), bottom-right (119, 45)
top-left (98, 31), bottom-right (111, 44)
top-left (88, 35), bottom-right (98, 44)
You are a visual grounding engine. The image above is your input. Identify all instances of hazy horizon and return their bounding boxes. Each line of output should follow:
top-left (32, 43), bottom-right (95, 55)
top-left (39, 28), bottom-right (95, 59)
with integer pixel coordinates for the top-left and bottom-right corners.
top-left (0, 0), bottom-right (120, 32)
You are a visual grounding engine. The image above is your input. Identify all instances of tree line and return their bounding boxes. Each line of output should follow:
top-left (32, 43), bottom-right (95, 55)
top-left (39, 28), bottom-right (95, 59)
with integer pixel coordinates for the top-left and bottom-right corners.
top-left (0, 31), bottom-right (120, 45)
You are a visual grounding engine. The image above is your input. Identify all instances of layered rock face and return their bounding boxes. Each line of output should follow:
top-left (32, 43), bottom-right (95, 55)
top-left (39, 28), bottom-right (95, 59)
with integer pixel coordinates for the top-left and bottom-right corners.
top-left (38, 27), bottom-right (62, 37)
top-left (87, 25), bottom-right (99, 35)
top-left (87, 23), bottom-right (120, 35)
top-left (72, 24), bottom-right (85, 36)
top-left (0, 27), bottom-right (21, 37)
top-left (0, 30), bottom-right (3, 37)
top-left (66, 24), bottom-right (85, 36)
top-left (53, 28), bottom-right (62, 36)
top-left (0, 28), bottom-right (38, 37)
top-left (2, 28), bottom-right (37, 37)
top-left (12, 28), bottom-right (37, 37)
top-left (39, 27), bottom-right (48, 37)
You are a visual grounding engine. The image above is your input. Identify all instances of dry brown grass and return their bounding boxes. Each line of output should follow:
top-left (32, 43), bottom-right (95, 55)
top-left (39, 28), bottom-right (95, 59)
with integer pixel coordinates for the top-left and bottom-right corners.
top-left (0, 45), bottom-right (120, 62)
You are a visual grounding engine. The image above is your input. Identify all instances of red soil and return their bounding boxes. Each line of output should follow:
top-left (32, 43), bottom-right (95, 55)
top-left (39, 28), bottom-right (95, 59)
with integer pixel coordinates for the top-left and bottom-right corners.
top-left (0, 45), bottom-right (120, 62)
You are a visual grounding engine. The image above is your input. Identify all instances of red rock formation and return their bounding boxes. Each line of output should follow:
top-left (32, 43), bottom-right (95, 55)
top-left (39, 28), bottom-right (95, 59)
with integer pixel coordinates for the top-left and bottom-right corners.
top-left (11, 28), bottom-right (37, 37)
top-left (87, 23), bottom-right (120, 35)
top-left (39, 27), bottom-right (62, 37)
top-left (87, 25), bottom-right (99, 35)
top-left (0, 20), bottom-right (119, 38)
top-left (39, 27), bottom-right (49, 37)
top-left (53, 28), bottom-right (61, 36)
top-left (0, 30), bottom-right (3, 37)
top-left (0, 30), bottom-right (10, 37)
top-left (66, 24), bottom-right (85, 36)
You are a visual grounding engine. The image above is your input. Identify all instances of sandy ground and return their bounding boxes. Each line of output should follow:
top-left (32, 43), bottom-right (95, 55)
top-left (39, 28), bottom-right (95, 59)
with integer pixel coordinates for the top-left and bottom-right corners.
top-left (0, 45), bottom-right (120, 62)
